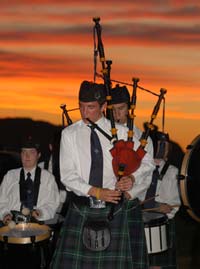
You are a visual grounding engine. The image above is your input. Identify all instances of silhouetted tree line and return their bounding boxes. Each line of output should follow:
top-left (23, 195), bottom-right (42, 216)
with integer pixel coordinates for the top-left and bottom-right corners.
top-left (0, 118), bottom-right (62, 183)
top-left (0, 118), bottom-right (61, 154)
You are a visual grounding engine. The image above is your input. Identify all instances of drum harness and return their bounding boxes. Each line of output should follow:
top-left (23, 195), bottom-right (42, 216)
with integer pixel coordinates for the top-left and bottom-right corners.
top-left (18, 166), bottom-right (41, 223)
top-left (157, 161), bottom-right (170, 183)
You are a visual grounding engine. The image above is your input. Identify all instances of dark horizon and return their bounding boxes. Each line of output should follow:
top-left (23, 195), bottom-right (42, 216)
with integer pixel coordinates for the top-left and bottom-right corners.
top-left (0, 117), bottom-right (62, 155)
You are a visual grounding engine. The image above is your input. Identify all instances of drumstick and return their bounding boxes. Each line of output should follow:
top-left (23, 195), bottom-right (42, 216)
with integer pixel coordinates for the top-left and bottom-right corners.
top-left (142, 204), bottom-right (180, 212)
top-left (140, 195), bottom-right (159, 205)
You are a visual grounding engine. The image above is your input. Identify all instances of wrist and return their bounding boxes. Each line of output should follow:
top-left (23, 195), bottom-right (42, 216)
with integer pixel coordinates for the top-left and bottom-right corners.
top-left (96, 188), bottom-right (101, 200)
top-left (124, 191), bottom-right (132, 200)
top-left (129, 175), bottom-right (135, 183)
top-left (88, 186), bottom-right (101, 199)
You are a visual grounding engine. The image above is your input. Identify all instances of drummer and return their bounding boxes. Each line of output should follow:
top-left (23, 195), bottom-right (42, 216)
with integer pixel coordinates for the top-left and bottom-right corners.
top-left (143, 132), bottom-right (181, 269)
top-left (110, 85), bottom-right (180, 268)
top-left (0, 136), bottom-right (60, 226)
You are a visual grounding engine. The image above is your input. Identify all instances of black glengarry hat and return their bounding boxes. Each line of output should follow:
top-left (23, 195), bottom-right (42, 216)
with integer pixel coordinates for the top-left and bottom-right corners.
top-left (79, 80), bottom-right (106, 104)
top-left (111, 84), bottom-right (130, 105)
top-left (21, 136), bottom-right (40, 151)
top-left (154, 131), bottom-right (170, 159)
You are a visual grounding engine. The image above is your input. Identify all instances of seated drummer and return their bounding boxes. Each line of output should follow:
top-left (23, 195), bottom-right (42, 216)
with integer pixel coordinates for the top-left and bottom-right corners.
top-left (143, 132), bottom-right (181, 269)
top-left (0, 136), bottom-right (60, 226)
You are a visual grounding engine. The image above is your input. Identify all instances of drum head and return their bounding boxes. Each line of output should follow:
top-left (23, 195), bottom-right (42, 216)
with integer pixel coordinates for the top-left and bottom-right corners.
top-left (142, 211), bottom-right (168, 227)
top-left (0, 223), bottom-right (51, 244)
top-left (180, 135), bottom-right (200, 222)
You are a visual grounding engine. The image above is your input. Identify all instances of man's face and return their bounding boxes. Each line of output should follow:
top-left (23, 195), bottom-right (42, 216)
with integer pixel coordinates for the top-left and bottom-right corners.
top-left (21, 148), bottom-right (40, 170)
top-left (112, 102), bottom-right (129, 124)
top-left (79, 101), bottom-right (106, 124)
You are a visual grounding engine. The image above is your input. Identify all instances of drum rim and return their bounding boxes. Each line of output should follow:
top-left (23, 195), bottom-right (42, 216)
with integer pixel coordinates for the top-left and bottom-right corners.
top-left (180, 134), bottom-right (200, 222)
top-left (0, 223), bottom-right (51, 244)
top-left (143, 211), bottom-right (168, 227)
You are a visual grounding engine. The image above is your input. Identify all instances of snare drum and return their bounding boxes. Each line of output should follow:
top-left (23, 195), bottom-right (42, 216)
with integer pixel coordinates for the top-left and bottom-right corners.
top-left (143, 211), bottom-right (169, 254)
top-left (0, 223), bottom-right (51, 269)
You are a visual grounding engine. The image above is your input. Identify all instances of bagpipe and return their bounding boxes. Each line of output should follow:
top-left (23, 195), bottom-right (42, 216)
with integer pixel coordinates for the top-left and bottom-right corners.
top-left (92, 17), bottom-right (167, 178)
top-left (92, 17), bottom-right (167, 220)
top-left (60, 104), bottom-right (79, 128)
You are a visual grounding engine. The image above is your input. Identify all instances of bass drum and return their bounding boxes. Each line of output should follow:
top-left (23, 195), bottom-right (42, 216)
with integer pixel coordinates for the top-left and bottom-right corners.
top-left (180, 134), bottom-right (200, 222)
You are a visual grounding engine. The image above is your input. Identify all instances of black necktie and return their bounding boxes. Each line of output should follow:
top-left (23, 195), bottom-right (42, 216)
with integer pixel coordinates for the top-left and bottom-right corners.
top-left (24, 172), bottom-right (34, 210)
top-left (144, 165), bottom-right (160, 209)
top-left (89, 126), bottom-right (103, 188)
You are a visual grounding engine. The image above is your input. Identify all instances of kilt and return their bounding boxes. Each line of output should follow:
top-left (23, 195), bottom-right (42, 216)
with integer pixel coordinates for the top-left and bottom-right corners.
top-left (148, 218), bottom-right (177, 268)
top-left (50, 198), bottom-right (149, 269)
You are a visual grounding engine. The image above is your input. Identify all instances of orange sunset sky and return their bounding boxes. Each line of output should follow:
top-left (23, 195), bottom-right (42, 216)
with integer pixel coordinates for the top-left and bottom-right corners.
top-left (0, 0), bottom-right (200, 152)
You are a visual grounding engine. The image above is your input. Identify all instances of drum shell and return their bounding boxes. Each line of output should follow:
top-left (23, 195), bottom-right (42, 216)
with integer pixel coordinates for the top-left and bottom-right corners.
top-left (0, 222), bottom-right (51, 244)
top-left (180, 134), bottom-right (200, 222)
top-left (143, 211), bottom-right (169, 254)
top-left (0, 223), bottom-right (52, 269)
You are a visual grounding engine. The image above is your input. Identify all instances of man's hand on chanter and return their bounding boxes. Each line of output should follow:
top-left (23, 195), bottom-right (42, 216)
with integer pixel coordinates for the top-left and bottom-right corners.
top-left (115, 175), bottom-right (135, 192)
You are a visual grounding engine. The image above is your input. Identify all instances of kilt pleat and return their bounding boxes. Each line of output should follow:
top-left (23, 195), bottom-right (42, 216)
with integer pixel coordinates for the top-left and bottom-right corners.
top-left (50, 199), bottom-right (149, 269)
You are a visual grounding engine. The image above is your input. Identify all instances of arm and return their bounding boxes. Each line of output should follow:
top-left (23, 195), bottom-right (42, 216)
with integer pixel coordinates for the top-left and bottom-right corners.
top-left (156, 165), bottom-right (181, 218)
top-left (115, 124), bottom-right (155, 200)
top-left (0, 172), bottom-right (13, 221)
top-left (35, 171), bottom-right (60, 220)
top-left (127, 150), bottom-right (155, 200)
top-left (60, 129), bottom-right (93, 196)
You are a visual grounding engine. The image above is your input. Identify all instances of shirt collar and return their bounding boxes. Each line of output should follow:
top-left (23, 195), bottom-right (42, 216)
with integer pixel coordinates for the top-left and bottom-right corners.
top-left (24, 166), bottom-right (37, 178)
top-left (81, 116), bottom-right (105, 128)
top-left (154, 159), bottom-right (165, 169)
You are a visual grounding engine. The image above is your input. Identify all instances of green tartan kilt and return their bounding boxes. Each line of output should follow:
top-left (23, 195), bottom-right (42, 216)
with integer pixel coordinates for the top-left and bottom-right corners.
top-left (50, 198), bottom-right (149, 269)
top-left (148, 218), bottom-right (177, 268)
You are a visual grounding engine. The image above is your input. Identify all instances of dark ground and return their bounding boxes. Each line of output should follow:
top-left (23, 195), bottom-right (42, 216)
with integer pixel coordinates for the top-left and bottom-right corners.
top-left (176, 207), bottom-right (200, 269)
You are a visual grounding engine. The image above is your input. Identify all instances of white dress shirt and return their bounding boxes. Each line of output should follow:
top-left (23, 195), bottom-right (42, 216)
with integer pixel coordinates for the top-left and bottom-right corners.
top-left (38, 157), bottom-right (67, 206)
top-left (0, 167), bottom-right (60, 221)
top-left (38, 155), bottom-right (53, 173)
top-left (60, 116), bottom-right (155, 201)
top-left (155, 159), bottom-right (181, 219)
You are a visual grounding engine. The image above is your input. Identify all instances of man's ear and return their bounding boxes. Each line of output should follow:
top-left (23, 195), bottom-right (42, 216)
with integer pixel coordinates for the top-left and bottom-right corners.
top-left (101, 102), bottom-right (107, 113)
top-left (38, 152), bottom-right (41, 159)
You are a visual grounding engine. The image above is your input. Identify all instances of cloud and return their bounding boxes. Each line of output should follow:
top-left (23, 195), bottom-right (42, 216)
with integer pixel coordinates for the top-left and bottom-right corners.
top-left (1, 1), bottom-right (199, 48)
